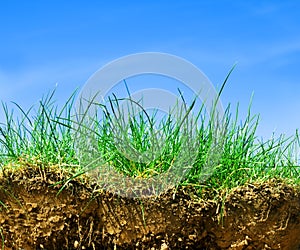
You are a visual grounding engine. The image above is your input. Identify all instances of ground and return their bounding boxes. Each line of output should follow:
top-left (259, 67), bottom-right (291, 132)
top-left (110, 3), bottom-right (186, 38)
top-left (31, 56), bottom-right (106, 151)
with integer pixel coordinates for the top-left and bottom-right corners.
top-left (0, 165), bottom-right (299, 249)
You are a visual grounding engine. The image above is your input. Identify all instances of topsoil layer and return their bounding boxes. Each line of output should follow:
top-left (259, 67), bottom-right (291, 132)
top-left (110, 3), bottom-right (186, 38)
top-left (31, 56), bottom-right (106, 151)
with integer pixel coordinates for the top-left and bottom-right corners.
top-left (0, 165), bottom-right (299, 250)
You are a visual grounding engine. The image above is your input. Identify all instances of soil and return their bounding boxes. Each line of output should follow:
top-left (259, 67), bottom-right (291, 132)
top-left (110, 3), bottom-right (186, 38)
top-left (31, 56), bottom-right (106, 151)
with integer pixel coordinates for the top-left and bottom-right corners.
top-left (0, 165), bottom-right (299, 249)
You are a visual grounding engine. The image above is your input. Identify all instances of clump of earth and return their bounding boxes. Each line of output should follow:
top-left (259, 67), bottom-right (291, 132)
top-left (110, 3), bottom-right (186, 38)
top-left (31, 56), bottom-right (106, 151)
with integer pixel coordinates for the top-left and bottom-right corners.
top-left (0, 165), bottom-right (299, 249)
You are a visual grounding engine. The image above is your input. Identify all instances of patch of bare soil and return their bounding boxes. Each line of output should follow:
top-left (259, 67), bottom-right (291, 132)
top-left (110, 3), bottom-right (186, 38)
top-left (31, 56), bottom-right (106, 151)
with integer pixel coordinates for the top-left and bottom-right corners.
top-left (0, 166), bottom-right (299, 249)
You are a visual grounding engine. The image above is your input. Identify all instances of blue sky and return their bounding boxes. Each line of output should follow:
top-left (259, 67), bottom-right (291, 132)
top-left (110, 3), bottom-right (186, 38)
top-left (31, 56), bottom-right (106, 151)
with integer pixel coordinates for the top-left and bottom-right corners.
top-left (0, 1), bottom-right (299, 139)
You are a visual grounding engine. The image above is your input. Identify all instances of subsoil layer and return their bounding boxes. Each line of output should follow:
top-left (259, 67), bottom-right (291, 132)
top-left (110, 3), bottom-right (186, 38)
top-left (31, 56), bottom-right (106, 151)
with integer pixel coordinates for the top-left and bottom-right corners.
top-left (0, 165), bottom-right (299, 249)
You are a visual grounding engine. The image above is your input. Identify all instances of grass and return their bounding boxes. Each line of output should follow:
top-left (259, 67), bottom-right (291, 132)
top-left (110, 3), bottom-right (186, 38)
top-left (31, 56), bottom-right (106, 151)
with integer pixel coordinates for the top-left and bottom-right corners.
top-left (0, 79), bottom-right (299, 199)
top-left (0, 90), bottom-right (78, 167)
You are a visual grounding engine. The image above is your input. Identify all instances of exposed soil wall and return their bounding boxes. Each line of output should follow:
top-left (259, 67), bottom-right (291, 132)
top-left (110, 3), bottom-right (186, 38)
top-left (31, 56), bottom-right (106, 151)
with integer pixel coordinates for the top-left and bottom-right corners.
top-left (0, 167), bottom-right (299, 249)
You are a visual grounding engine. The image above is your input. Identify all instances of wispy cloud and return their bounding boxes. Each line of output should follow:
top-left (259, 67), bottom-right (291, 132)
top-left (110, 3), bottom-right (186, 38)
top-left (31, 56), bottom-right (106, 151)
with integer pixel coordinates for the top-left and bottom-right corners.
top-left (0, 57), bottom-right (110, 125)
top-left (0, 57), bottom-right (107, 102)
top-left (236, 39), bottom-right (300, 68)
top-left (247, 1), bottom-right (296, 16)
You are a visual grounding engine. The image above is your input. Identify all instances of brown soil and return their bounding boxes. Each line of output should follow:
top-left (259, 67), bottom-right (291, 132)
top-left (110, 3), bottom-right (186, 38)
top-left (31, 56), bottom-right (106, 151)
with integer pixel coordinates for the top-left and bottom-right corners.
top-left (0, 165), bottom-right (299, 249)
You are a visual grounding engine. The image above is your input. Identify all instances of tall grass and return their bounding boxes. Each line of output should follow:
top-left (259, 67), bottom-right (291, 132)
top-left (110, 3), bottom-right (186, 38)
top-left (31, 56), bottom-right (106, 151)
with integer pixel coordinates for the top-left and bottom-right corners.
top-left (0, 89), bottom-right (78, 167)
top-left (0, 86), bottom-right (299, 196)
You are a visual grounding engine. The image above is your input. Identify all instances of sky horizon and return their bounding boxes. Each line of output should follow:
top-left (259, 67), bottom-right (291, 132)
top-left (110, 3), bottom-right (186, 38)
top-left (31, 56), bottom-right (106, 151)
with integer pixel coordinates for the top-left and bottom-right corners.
top-left (0, 1), bottom-right (300, 140)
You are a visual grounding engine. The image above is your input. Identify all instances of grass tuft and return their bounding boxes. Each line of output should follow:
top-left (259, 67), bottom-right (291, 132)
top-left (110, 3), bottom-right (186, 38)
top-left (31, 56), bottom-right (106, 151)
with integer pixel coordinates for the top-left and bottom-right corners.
top-left (0, 83), bottom-right (299, 198)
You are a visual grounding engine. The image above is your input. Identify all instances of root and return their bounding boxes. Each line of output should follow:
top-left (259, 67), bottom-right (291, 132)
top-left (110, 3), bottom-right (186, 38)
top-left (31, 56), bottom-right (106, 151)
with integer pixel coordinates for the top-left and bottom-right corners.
top-left (277, 210), bottom-right (291, 231)
top-left (258, 204), bottom-right (272, 222)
